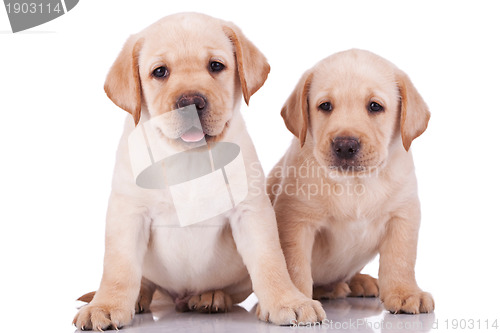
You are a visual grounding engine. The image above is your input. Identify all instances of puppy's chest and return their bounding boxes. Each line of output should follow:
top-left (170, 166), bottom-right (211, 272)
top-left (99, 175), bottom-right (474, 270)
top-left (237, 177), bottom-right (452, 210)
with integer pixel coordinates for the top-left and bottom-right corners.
top-left (322, 176), bottom-right (393, 219)
top-left (147, 203), bottom-right (239, 260)
top-left (312, 214), bottom-right (387, 284)
top-left (320, 185), bottom-right (391, 250)
top-left (148, 203), bottom-right (230, 246)
top-left (326, 214), bottom-right (387, 245)
top-left (326, 195), bottom-right (385, 223)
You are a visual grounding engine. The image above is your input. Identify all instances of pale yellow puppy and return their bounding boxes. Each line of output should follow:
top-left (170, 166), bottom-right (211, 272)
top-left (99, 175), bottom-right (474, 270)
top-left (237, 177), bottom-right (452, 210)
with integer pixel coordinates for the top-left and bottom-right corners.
top-left (73, 13), bottom-right (325, 331)
top-left (268, 49), bottom-right (434, 314)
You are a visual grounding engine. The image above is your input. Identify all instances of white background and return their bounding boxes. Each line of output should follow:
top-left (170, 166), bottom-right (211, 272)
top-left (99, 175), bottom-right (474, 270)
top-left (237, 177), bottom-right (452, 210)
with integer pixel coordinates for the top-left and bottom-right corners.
top-left (1, 0), bottom-right (499, 331)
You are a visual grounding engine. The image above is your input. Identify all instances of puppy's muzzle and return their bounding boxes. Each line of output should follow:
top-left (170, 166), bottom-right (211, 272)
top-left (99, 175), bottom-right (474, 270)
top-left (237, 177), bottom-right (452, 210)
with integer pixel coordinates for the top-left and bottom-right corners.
top-left (176, 93), bottom-right (208, 114)
top-left (332, 137), bottom-right (360, 160)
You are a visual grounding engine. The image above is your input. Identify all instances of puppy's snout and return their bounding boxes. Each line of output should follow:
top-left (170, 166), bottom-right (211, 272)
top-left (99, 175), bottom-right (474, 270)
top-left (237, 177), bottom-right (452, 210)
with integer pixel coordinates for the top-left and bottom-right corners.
top-left (176, 93), bottom-right (207, 114)
top-left (332, 137), bottom-right (360, 159)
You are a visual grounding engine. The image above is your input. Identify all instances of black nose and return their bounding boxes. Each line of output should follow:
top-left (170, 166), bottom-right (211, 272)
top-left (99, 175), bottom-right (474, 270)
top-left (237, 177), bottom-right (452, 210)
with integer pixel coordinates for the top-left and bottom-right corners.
top-left (332, 137), bottom-right (360, 159)
top-left (176, 94), bottom-right (207, 114)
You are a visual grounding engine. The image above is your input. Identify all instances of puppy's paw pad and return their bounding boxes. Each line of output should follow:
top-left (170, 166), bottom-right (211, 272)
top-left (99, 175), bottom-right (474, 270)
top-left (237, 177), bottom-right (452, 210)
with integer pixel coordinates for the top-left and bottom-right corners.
top-left (188, 290), bottom-right (232, 313)
top-left (73, 303), bottom-right (134, 331)
top-left (257, 297), bottom-right (326, 325)
top-left (349, 273), bottom-right (379, 297)
top-left (383, 290), bottom-right (434, 314)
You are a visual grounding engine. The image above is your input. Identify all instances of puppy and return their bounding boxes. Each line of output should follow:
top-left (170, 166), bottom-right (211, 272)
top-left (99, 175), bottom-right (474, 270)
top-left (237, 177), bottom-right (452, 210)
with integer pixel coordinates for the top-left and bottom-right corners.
top-left (267, 49), bottom-right (434, 314)
top-left (73, 13), bottom-right (325, 330)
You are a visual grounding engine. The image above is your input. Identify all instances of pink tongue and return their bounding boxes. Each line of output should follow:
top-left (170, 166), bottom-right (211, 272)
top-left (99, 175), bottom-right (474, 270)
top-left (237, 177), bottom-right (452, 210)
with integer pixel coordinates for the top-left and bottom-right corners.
top-left (180, 127), bottom-right (205, 142)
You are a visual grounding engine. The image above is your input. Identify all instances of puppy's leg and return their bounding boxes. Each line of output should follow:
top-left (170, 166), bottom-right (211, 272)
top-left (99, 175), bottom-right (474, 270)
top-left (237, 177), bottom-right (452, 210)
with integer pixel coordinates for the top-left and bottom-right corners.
top-left (231, 199), bottom-right (325, 325)
top-left (378, 202), bottom-right (434, 314)
top-left (348, 273), bottom-right (379, 297)
top-left (73, 193), bottom-right (150, 330)
top-left (278, 218), bottom-right (315, 298)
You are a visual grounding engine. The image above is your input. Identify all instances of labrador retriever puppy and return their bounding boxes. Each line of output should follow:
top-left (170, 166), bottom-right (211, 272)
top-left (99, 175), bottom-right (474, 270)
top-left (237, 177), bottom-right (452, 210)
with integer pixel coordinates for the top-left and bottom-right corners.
top-left (73, 13), bottom-right (325, 330)
top-left (267, 49), bottom-right (434, 314)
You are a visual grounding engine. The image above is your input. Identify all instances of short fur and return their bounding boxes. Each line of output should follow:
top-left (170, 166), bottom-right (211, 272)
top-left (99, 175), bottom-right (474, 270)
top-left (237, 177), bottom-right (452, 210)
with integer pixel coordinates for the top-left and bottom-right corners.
top-left (268, 49), bottom-right (434, 314)
top-left (73, 13), bottom-right (325, 331)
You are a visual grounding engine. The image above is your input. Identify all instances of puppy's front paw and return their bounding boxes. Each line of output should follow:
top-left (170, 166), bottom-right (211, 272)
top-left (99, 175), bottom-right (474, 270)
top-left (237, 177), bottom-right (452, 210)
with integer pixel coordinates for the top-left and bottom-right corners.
top-left (381, 289), bottom-right (434, 314)
top-left (73, 302), bottom-right (134, 331)
top-left (256, 295), bottom-right (326, 325)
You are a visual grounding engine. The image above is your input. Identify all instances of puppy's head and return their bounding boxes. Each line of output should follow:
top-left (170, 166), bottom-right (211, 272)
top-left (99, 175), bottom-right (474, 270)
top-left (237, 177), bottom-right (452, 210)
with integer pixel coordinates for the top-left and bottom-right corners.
top-left (281, 49), bottom-right (430, 173)
top-left (104, 13), bottom-right (270, 145)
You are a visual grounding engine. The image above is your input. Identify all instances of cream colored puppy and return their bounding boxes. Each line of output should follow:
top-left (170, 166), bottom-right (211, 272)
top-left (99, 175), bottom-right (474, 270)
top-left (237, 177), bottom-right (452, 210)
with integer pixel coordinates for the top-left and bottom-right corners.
top-left (267, 49), bottom-right (434, 314)
top-left (73, 13), bottom-right (325, 330)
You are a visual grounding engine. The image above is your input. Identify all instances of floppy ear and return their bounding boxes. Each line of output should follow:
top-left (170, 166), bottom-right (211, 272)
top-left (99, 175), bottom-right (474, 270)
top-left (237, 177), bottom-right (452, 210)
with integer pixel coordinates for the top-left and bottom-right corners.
top-left (396, 70), bottom-right (431, 151)
top-left (223, 24), bottom-right (270, 105)
top-left (281, 70), bottom-right (313, 147)
top-left (104, 35), bottom-right (144, 126)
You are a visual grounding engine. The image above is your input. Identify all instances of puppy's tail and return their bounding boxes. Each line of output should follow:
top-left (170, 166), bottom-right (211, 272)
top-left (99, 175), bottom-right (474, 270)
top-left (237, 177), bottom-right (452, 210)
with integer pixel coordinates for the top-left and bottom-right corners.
top-left (77, 291), bottom-right (96, 303)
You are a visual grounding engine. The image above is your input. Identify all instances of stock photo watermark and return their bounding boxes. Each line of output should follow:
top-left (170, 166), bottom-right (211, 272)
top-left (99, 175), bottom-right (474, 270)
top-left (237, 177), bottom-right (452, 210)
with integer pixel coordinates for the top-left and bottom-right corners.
top-left (128, 105), bottom-right (382, 227)
top-left (292, 318), bottom-right (425, 330)
top-left (291, 317), bottom-right (500, 331)
top-left (128, 105), bottom-right (248, 227)
top-left (258, 158), bottom-right (381, 201)
top-left (3, 0), bottom-right (79, 33)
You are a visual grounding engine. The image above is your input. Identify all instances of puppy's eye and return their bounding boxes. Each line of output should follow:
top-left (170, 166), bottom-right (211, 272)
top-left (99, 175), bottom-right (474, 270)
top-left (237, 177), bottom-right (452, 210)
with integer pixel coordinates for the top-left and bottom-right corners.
top-left (368, 101), bottom-right (384, 113)
top-left (318, 102), bottom-right (333, 112)
top-left (209, 61), bottom-right (225, 73)
top-left (152, 66), bottom-right (168, 78)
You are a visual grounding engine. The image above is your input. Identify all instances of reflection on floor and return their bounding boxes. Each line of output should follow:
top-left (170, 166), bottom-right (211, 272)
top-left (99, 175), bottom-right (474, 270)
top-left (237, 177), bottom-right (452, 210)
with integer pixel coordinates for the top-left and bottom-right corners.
top-left (76, 295), bottom-right (436, 332)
